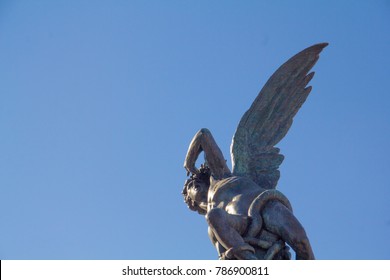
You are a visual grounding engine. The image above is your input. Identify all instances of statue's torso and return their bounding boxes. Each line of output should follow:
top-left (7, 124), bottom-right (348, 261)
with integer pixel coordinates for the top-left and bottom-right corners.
top-left (207, 176), bottom-right (267, 215)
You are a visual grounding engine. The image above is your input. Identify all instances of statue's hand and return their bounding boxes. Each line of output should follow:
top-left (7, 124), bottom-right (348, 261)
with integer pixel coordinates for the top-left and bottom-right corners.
top-left (184, 162), bottom-right (199, 176)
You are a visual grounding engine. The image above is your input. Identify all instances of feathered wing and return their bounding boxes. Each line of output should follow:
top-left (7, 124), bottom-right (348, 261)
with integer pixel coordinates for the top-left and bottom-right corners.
top-left (231, 43), bottom-right (328, 189)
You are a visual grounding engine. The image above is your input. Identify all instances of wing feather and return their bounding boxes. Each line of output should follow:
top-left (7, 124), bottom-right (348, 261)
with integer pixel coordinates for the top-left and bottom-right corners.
top-left (231, 43), bottom-right (328, 189)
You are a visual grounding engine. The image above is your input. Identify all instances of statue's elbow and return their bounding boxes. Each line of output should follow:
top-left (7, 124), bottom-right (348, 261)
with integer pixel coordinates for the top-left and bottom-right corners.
top-left (198, 128), bottom-right (211, 135)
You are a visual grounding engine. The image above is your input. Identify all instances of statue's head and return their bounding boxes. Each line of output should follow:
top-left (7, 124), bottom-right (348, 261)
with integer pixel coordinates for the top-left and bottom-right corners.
top-left (182, 165), bottom-right (211, 215)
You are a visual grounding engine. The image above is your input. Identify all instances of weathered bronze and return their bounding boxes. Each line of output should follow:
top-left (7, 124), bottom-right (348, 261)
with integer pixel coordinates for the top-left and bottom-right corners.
top-left (182, 43), bottom-right (328, 260)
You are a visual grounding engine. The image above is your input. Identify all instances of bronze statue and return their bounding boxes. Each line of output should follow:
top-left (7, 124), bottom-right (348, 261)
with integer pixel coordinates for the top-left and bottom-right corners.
top-left (182, 43), bottom-right (328, 260)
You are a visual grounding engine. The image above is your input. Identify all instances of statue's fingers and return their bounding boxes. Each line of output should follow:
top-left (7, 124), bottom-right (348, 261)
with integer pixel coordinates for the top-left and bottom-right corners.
top-left (185, 163), bottom-right (199, 175)
top-left (190, 166), bottom-right (200, 175)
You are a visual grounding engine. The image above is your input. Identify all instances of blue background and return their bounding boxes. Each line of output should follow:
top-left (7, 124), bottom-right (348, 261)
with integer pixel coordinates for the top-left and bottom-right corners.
top-left (0, 0), bottom-right (389, 259)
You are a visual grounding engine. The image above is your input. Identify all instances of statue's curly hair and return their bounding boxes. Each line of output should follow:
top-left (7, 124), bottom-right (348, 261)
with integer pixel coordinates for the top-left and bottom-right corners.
top-left (182, 164), bottom-right (211, 214)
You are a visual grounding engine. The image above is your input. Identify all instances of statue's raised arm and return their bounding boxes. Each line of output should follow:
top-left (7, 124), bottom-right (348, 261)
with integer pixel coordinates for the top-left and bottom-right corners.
top-left (184, 128), bottom-right (231, 180)
top-left (182, 43), bottom-right (328, 260)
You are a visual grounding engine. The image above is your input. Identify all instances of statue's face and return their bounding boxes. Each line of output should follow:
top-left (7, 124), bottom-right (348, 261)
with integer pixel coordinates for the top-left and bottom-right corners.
top-left (183, 178), bottom-right (209, 215)
top-left (188, 180), bottom-right (208, 206)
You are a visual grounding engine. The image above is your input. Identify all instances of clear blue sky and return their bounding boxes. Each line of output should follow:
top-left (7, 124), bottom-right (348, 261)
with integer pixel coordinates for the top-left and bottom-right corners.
top-left (0, 0), bottom-right (389, 260)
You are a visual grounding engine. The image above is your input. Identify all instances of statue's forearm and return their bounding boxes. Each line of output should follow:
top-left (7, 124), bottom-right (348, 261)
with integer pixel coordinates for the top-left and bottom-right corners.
top-left (184, 128), bottom-right (231, 179)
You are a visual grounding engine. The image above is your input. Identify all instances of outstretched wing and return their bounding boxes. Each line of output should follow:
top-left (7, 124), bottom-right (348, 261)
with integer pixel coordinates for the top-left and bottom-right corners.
top-left (231, 43), bottom-right (328, 189)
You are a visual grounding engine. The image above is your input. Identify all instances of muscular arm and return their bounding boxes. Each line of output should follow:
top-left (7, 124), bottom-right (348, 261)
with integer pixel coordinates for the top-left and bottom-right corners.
top-left (184, 128), bottom-right (231, 179)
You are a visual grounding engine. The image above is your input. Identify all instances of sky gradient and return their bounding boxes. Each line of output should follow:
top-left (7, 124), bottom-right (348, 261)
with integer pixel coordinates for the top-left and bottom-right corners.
top-left (0, 0), bottom-right (389, 259)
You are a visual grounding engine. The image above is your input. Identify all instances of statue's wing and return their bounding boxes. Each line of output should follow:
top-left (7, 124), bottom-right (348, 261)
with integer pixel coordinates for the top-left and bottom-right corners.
top-left (231, 43), bottom-right (327, 189)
